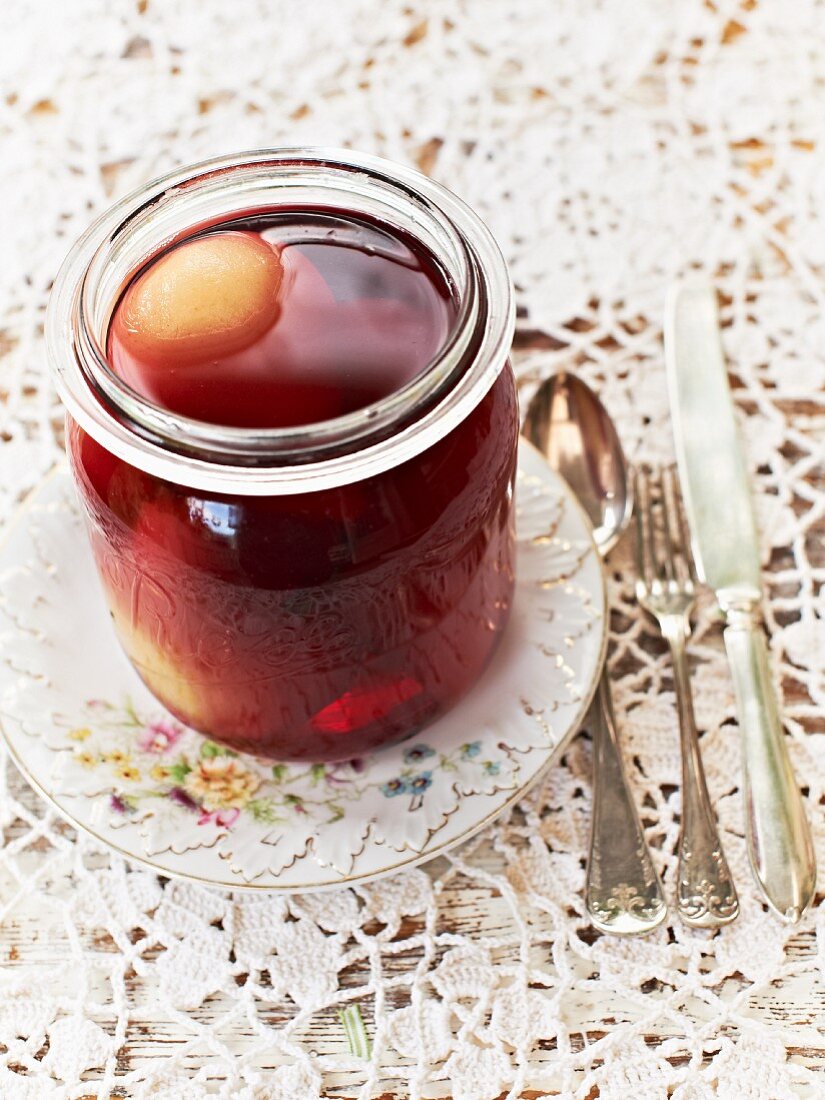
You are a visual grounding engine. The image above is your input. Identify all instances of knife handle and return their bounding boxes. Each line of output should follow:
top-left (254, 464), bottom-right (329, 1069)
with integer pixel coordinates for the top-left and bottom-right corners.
top-left (723, 611), bottom-right (816, 921)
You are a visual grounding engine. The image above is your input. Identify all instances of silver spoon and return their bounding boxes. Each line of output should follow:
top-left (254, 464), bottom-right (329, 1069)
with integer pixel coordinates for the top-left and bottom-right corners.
top-left (524, 371), bottom-right (667, 935)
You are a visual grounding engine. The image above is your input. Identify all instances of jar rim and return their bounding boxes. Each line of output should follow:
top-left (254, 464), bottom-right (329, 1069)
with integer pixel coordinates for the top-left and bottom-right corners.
top-left (47, 148), bottom-right (514, 495)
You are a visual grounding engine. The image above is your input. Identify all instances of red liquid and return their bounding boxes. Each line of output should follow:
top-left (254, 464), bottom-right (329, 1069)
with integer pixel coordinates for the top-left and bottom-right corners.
top-left (70, 209), bottom-right (518, 761)
top-left (107, 210), bottom-right (456, 428)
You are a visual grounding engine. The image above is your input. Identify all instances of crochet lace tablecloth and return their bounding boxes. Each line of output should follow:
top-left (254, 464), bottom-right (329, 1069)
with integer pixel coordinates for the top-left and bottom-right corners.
top-left (0, 1), bottom-right (823, 1097)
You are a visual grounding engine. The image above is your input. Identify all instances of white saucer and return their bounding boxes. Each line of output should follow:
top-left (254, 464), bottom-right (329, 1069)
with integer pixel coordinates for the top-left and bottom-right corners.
top-left (0, 440), bottom-right (606, 892)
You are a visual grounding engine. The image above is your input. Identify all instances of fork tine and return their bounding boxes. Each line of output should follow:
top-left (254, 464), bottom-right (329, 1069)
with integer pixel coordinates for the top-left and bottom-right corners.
top-left (656, 466), bottom-right (680, 584)
top-left (664, 465), bottom-right (698, 584)
top-left (634, 467), bottom-right (657, 587)
top-left (654, 467), bottom-right (677, 583)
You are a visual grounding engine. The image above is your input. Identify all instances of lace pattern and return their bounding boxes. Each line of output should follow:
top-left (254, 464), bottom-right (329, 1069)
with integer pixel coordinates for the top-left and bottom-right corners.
top-left (0, 0), bottom-right (823, 1096)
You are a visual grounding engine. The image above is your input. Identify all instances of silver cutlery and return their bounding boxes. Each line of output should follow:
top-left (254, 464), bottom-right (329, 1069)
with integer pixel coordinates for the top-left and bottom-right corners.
top-left (635, 465), bottom-right (739, 927)
top-left (665, 279), bottom-right (816, 922)
top-left (524, 372), bottom-right (667, 935)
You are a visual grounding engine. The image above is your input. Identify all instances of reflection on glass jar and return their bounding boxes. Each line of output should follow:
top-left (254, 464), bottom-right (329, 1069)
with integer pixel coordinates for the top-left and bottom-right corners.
top-left (48, 149), bottom-right (517, 761)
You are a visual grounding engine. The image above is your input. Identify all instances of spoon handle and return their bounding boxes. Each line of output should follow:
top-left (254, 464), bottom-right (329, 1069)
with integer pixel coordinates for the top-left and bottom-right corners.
top-left (586, 673), bottom-right (667, 935)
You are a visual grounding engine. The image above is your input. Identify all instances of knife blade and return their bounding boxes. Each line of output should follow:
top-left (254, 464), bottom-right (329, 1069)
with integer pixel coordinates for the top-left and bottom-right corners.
top-left (665, 278), bottom-right (816, 922)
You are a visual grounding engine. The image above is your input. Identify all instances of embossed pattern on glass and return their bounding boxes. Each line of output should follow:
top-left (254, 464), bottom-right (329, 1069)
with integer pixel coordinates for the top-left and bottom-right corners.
top-left (69, 369), bottom-right (518, 761)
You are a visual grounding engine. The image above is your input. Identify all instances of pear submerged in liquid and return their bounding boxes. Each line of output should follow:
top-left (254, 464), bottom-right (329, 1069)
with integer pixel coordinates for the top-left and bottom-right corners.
top-left (112, 230), bottom-right (284, 367)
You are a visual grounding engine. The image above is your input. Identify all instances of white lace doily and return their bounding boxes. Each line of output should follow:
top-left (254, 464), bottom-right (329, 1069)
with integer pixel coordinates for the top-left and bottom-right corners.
top-left (0, 1), bottom-right (823, 1098)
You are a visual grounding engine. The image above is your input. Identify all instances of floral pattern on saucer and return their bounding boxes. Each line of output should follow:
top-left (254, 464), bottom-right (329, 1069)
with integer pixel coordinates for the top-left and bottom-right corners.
top-left (0, 441), bottom-right (607, 890)
top-left (56, 697), bottom-right (519, 878)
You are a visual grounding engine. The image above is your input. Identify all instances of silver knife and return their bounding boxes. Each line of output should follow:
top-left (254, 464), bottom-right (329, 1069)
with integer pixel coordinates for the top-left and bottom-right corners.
top-left (665, 278), bottom-right (816, 923)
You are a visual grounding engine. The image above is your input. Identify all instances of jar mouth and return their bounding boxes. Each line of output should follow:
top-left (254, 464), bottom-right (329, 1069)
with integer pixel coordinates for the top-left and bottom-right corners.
top-left (48, 148), bottom-right (514, 495)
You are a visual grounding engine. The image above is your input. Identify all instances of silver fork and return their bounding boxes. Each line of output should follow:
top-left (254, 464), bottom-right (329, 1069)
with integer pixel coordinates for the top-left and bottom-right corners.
top-left (634, 466), bottom-right (739, 928)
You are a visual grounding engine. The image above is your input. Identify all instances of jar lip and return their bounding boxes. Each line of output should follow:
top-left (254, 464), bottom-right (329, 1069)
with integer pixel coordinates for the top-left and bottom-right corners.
top-left (47, 147), bottom-right (514, 495)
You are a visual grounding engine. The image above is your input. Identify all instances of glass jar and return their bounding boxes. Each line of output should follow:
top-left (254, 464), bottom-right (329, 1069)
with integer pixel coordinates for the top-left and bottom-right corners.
top-left (47, 149), bottom-right (517, 762)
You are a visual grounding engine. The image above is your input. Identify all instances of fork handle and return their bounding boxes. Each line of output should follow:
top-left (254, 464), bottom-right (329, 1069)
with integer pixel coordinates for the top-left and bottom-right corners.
top-left (586, 673), bottom-right (667, 935)
top-left (665, 626), bottom-right (739, 927)
top-left (723, 611), bottom-right (816, 922)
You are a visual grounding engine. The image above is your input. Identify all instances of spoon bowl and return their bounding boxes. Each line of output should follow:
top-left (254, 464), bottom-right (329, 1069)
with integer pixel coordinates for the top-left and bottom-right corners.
top-left (522, 371), bottom-right (632, 554)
